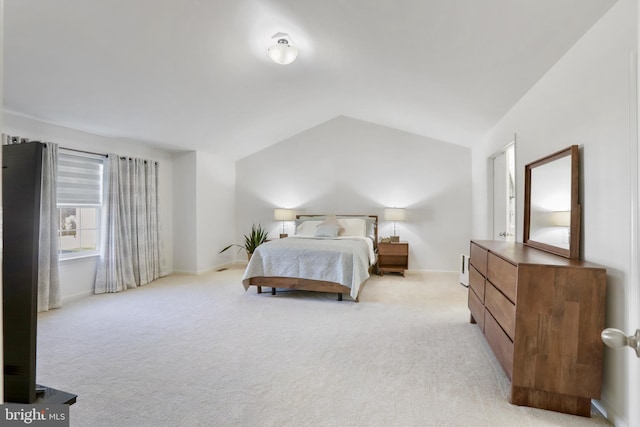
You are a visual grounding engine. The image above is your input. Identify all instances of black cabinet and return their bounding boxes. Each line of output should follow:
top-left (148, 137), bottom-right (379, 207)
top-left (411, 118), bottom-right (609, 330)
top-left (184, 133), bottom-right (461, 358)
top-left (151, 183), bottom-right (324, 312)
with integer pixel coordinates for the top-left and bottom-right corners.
top-left (3, 142), bottom-right (43, 403)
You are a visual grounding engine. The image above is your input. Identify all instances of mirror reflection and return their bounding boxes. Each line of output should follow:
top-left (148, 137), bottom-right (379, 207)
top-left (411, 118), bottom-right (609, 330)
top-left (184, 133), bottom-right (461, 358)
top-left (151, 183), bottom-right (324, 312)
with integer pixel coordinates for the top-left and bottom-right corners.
top-left (524, 145), bottom-right (579, 259)
top-left (529, 155), bottom-right (572, 249)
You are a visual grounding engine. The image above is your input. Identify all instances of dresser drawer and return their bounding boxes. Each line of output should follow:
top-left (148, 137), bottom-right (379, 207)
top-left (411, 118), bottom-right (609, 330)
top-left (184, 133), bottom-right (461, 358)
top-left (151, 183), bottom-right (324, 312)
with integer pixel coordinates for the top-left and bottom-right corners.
top-left (468, 287), bottom-right (484, 331)
top-left (470, 243), bottom-right (488, 276)
top-left (485, 281), bottom-right (516, 340)
top-left (378, 242), bottom-right (408, 256)
top-left (487, 253), bottom-right (517, 303)
top-left (484, 309), bottom-right (514, 379)
top-left (469, 265), bottom-right (485, 302)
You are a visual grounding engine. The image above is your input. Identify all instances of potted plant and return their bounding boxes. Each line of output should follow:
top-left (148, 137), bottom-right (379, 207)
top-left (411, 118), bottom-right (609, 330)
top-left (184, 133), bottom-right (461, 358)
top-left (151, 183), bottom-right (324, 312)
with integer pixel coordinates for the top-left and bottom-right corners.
top-left (219, 223), bottom-right (268, 261)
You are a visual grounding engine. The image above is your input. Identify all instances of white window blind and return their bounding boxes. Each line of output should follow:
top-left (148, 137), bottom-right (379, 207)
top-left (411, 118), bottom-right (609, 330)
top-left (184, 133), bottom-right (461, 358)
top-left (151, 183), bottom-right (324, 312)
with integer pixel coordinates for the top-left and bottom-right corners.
top-left (57, 151), bottom-right (104, 207)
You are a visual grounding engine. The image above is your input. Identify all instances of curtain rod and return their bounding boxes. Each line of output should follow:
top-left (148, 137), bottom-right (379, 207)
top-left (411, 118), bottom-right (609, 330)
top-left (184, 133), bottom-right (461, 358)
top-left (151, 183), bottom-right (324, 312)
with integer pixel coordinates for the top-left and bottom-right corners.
top-left (58, 147), bottom-right (158, 164)
top-left (5, 135), bottom-right (158, 164)
top-left (61, 146), bottom-right (107, 158)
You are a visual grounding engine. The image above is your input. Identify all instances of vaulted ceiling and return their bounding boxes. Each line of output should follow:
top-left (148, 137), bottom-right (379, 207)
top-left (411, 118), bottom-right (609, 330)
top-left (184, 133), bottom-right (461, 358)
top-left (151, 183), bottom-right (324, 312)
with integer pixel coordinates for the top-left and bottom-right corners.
top-left (3, 0), bottom-right (616, 160)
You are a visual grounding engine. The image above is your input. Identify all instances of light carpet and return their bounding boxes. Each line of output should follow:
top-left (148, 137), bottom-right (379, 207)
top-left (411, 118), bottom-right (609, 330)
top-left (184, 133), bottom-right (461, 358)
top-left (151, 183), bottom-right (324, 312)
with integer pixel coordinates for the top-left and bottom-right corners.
top-left (36, 266), bottom-right (612, 427)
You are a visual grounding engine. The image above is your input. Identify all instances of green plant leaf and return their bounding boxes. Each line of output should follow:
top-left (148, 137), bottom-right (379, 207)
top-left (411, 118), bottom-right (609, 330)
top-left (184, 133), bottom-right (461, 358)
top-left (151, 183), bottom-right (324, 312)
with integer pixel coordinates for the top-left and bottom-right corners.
top-left (220, 223), bottom-right (268, 254)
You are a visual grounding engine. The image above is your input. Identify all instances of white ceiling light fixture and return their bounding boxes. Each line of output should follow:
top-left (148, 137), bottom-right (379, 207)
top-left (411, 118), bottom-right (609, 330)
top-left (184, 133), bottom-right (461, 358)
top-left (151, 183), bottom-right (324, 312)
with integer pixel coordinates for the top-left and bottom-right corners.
top-left (268, 32), bottom-right (298, 65)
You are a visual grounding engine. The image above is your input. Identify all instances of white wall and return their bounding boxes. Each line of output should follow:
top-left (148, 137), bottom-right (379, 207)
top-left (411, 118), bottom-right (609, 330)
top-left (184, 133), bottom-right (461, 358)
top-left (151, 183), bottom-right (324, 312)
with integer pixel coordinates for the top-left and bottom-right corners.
top-left (196, 150), bottom-right (236, 273)
top-left (172, 150), bottom-right (236, 274)
top-left (471, 0), bottom-right (636, 425)
top-left (236, 116), bottom-right (471, 271)
top-left (2, 112), bottom-right (175, 302)
top-left (172, 151), bottom-right (198, 273)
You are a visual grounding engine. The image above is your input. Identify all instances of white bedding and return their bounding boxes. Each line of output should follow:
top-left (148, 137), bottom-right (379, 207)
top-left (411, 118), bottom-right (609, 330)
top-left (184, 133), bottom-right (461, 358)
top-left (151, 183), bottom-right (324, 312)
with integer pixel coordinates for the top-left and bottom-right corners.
top-left (242, 236), bottom-right (375, 300)
top-left (291, 235), bottom-right (376, 265)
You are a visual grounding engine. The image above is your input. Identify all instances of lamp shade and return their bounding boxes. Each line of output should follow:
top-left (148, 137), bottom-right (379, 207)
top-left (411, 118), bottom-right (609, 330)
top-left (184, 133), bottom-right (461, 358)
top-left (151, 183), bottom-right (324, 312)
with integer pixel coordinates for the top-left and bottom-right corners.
top-left (268, 39), bottom-right (298, 65)
top-left (384, 208), bottom-right (406, 222)
top-left (274, 208), bottom-right (296, 221)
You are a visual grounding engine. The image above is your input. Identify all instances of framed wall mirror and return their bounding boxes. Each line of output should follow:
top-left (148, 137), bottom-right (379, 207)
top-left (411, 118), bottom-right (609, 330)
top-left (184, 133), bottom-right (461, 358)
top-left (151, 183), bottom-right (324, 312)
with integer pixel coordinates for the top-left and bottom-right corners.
top-left (523, 145), bottom-right (580, 259)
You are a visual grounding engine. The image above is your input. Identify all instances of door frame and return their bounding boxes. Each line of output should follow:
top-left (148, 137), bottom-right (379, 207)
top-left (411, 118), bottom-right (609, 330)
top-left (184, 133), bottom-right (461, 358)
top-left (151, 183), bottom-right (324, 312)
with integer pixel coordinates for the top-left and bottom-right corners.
top-left (628, 48), bottom-right (640, 427)
top-left (488, 137), bottom-right (516, 241)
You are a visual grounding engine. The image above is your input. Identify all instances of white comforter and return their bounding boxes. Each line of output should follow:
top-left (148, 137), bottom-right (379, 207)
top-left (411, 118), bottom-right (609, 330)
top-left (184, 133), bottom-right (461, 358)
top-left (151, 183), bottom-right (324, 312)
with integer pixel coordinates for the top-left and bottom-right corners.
top-left (242, 236), bottom-right (375, 299)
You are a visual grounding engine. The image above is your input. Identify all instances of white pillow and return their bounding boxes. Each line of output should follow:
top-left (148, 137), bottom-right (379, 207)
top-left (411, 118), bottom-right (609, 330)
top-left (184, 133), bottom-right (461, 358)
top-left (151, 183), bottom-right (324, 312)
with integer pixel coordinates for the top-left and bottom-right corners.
top-left (314, 225), bottom-right (340, 238)
top-left (318, 214), bottom-right (345, 234)
top-left (296, 220), bottom-right (322, 236)
top-left (338, 218), bottom-right (367, 236)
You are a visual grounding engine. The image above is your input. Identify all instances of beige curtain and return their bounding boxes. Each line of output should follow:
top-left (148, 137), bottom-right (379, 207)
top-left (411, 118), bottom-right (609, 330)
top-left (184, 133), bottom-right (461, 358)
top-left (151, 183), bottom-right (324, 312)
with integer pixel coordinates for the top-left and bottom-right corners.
top-left (95, 155), bottom-right (167, 293)
top-left (38, 142), bottom-right (62, 311)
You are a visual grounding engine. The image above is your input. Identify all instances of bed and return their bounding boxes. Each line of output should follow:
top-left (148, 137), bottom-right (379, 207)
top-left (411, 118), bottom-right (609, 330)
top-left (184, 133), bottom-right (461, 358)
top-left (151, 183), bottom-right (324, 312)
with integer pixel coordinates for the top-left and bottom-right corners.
top-left (241, 215), bottom-right (378, 301)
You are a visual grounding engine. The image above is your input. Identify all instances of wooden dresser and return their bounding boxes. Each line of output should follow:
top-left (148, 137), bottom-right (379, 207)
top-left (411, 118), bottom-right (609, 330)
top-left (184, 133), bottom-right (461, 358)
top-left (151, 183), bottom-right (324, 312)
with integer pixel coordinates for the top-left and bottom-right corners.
top-left (468, 240), bottom-right (606, 417)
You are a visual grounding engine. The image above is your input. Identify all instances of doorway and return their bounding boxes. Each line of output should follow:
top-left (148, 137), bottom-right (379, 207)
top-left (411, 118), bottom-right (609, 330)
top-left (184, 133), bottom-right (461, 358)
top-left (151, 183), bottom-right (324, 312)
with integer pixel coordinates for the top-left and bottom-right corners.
top-left (490, 140), bottom-right (516, 241)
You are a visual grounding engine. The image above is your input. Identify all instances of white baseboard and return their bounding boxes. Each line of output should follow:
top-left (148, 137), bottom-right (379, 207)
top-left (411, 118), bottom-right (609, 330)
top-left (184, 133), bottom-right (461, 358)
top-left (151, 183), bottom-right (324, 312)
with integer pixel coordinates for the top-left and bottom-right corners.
top-left (171, 269), bottom-right (199, 275)
top-left (172, 262), bottom-right (244, 276)
top-left (593, 398), bottom-right (629, 427)
top-left (61, 290), bottom-right (94, 304)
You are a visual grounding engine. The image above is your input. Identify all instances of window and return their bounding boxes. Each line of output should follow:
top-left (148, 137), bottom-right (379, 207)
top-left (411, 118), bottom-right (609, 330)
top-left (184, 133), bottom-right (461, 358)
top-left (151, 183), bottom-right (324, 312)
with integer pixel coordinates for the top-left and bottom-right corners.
top-left (57, 150), bottom-right (105, 259)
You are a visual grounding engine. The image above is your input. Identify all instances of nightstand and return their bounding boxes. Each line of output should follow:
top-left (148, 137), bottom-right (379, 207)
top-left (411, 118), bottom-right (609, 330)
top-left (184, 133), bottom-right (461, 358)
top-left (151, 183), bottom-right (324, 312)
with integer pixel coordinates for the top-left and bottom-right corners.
top-left (377, 242), bottom-right (409, 276)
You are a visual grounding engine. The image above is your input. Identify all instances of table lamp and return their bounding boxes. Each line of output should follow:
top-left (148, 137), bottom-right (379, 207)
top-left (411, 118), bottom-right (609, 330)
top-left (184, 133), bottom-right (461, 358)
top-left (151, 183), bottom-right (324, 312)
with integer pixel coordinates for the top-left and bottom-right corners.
top-left (384, 208), bottom-right (406, 242)
top-left (274, 208), bottom-right (296, 238)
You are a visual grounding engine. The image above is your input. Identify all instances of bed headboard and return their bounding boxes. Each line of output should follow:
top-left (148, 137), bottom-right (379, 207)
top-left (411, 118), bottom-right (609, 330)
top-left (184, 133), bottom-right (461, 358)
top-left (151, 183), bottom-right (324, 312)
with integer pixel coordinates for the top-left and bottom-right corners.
top-left (295, 214), bottom-right (378, 247)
